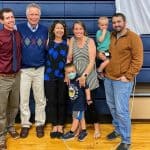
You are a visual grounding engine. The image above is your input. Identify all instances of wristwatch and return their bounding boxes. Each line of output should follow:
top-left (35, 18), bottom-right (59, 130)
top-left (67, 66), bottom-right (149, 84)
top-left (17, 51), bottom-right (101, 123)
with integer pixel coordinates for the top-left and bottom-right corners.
top-left (83, 73), bottom-right (88, 78)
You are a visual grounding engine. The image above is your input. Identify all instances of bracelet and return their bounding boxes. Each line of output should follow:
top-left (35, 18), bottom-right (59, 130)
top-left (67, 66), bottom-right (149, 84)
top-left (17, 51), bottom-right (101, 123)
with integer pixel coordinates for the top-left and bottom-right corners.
top-left (87, 99), bottom-right (92, 102)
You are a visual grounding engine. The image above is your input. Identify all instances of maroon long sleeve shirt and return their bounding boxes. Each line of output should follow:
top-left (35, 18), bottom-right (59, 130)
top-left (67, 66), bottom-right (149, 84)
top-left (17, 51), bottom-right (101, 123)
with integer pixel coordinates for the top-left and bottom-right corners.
top-left (0, 28), bottom-right (21, 74)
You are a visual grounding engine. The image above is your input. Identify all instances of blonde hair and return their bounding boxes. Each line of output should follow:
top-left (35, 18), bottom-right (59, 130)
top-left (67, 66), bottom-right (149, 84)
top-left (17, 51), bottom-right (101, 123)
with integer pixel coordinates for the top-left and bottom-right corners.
top-left (98, 16), bottom-right (109, 24)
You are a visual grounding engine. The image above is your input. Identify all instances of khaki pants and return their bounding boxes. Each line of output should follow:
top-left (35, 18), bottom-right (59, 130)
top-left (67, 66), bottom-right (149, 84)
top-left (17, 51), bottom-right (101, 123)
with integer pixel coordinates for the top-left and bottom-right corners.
top-left (0, 73), bottom-right (20, 140)
top-left (20, 67), bottom-right (46, 127)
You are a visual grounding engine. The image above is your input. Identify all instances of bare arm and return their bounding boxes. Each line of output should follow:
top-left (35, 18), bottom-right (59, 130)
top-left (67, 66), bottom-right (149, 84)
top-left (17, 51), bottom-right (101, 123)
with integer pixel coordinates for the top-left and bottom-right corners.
top-left (99, 29), bottom-right (107, 42)
top-left (82, 38), bottom-right (96, 75)
top-left (67, 37), bottom-right (73, 63)
top-left (85, 88), bottom-right (92, 105)
top-left (78, 38), bottom-right (96, 87)
top-left (85, 88), bottom-right (91, 100)
top-left (64, 38), bottom-right (72, 84)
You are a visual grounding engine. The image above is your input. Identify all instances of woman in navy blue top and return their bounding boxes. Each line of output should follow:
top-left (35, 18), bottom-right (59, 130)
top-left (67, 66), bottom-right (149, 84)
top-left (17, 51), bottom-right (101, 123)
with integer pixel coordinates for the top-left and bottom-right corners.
top-left (44, 20), bottom-right (68, 138)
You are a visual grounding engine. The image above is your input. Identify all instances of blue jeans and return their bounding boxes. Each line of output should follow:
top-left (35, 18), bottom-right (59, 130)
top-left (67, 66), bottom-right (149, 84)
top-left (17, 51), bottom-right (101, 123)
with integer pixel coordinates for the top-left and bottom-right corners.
top-left (104, 77), bottom-right (133, 144)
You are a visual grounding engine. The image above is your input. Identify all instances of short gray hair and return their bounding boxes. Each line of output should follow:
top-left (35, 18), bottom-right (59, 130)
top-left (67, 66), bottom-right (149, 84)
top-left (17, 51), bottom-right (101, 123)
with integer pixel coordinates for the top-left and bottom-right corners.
top-left (26, 3), bottom-right (41, 16)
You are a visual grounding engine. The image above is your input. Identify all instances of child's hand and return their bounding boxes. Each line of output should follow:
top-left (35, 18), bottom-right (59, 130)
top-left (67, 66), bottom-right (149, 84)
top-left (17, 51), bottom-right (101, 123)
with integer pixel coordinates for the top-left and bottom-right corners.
top-left (99, 52), bottom-right (107, 61)
top-left (99, 29), bottom-right (107, 42)
top-left (64, 76), bottom-right (70, 85)
top-left (102, 28), bottom-right (107, 32)
top-left (77, 76), bottom-right (86, 87)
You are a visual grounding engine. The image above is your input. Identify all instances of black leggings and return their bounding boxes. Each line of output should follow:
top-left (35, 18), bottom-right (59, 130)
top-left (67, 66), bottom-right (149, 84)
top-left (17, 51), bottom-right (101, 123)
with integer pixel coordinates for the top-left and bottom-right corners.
top-left (86, 88), bottom-right (99, 124)
top-left (44, 79), bottom-right (67, 126)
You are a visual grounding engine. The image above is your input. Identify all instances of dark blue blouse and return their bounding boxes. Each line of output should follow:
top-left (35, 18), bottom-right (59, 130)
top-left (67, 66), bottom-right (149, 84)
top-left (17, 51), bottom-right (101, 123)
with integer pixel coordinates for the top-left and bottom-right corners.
top-left (44, 40), bottom-right (68, 80)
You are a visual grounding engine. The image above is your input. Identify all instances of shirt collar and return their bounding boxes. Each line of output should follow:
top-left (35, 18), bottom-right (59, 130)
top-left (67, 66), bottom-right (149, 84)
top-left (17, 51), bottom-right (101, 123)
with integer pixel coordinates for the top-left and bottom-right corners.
top-left (3, 27), bottom-right (15, 34)
top-left (27, 22), bottom-right (39, 32)
top-left (112, 28), bottom-right (130, 37)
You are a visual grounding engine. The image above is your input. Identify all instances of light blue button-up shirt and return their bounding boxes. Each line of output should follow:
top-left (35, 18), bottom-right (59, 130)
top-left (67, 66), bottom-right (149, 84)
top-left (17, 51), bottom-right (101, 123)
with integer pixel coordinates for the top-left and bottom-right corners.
top-left (27, 22), bottom-right (39, 32)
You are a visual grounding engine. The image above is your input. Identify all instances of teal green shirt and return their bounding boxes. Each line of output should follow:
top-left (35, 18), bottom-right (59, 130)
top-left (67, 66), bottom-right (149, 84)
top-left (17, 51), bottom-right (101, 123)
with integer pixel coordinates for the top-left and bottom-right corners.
top-left (96, 30), bottom-right (110, 52)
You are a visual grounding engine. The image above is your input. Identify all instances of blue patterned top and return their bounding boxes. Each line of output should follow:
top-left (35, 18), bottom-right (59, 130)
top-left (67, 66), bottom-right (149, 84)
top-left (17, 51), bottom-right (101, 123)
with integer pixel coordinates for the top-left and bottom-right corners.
top-left (44, 40), bottom-right (68, 80)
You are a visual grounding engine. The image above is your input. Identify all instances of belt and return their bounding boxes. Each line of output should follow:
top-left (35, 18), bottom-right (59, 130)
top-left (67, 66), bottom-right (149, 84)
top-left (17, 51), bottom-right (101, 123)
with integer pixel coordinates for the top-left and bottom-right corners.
top-left (0, 73), bottom-right (17, 78)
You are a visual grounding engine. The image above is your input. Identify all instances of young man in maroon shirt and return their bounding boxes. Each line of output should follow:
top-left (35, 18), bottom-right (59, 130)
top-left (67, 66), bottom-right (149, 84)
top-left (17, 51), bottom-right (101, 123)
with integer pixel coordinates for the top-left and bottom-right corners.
top-left (0, 8), bottom-right (21, 150)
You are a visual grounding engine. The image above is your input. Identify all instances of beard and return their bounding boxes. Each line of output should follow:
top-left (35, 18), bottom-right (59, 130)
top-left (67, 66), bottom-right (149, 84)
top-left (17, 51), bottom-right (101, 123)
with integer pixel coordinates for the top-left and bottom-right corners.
top-left (113, 23), bottom-right (126, 33)
top-left (114, 26), bottom-right (124, 32)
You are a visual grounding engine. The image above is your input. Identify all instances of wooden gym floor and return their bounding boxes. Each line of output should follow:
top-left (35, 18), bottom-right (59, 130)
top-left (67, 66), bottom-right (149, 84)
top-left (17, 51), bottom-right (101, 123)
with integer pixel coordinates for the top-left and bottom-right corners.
top-left (7, 123), bottom-right (150, 150)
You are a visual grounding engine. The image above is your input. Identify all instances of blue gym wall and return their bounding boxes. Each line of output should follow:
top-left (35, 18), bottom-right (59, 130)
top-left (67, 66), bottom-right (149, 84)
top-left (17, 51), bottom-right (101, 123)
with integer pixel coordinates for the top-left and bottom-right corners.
top-left (0, 1), bottom-right (150, 117)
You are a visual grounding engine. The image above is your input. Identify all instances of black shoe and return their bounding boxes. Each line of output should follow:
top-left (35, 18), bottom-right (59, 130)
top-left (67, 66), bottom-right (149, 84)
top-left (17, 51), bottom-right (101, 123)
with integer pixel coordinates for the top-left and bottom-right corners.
top-left (107, 131), bottom-right (120, 140)
top-left (20, 127), bottom-right (30, 138)
top-left (36, 125), bottom-right (44, 138)
top-left (50, 132), bottom-right (58, 138)
top-left (78, 130), bottom-right (88, 141)
top-left (57, 132), bottom-right (63, 139)
top-left (61, 131), bottom-right (75, 141)
top-left (116, 143), bottom-right (130, 150)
